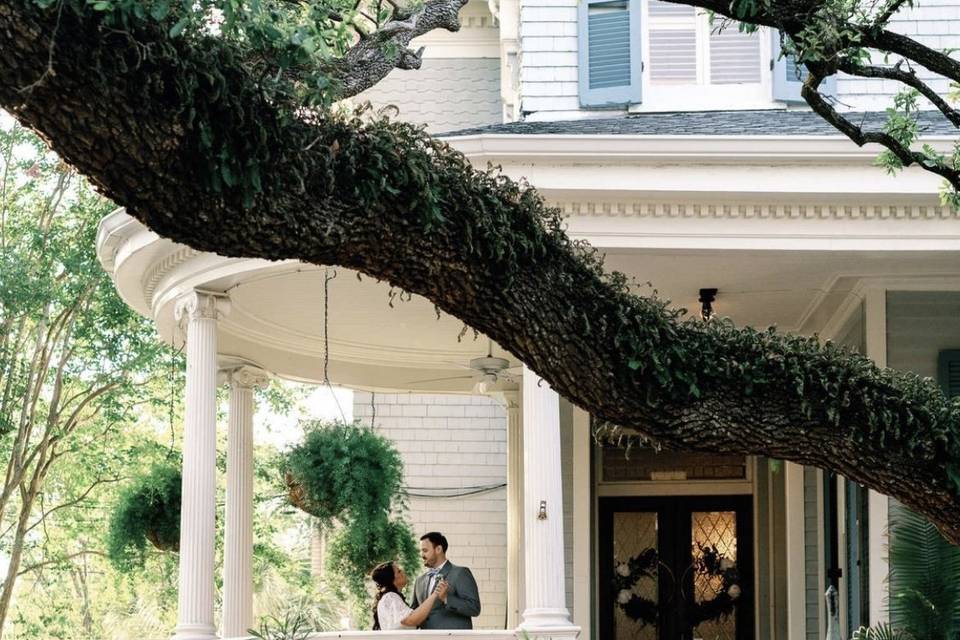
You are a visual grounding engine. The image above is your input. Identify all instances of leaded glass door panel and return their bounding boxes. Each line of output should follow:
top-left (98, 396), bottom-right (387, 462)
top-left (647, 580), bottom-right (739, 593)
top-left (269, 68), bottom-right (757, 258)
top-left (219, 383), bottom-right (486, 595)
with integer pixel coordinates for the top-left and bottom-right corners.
top-left (599, 496), bottom-right (754, 640)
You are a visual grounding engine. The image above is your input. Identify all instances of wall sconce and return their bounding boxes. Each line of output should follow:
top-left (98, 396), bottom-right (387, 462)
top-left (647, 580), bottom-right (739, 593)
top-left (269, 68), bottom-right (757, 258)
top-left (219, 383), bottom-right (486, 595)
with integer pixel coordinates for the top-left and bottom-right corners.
top-left (538, 500), bottom-right (547, 520)
top-left (699, 288), bottom-right (718, 322)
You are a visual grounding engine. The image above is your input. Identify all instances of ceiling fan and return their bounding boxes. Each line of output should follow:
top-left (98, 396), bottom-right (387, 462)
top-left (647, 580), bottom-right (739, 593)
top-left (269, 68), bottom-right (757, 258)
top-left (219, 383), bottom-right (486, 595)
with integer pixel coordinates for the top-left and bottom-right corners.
top-left (402, 339), bottom-right (520, 393)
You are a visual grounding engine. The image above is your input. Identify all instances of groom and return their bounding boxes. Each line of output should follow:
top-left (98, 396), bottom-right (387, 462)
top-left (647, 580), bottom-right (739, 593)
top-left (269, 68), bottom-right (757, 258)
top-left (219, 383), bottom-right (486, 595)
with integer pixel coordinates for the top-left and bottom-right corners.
top-left (410, 531), bottom-right (482, 629)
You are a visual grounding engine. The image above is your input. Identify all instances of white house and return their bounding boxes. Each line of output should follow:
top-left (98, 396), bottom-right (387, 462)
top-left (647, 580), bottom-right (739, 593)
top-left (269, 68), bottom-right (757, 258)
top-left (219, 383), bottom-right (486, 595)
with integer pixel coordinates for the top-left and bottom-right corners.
top-left (96, 1), bottom-right (960, 639)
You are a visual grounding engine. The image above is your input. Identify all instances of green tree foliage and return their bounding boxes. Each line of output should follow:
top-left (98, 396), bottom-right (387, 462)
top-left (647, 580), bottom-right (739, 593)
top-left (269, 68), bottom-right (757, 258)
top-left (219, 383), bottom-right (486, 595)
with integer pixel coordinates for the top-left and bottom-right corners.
top-left (0, 119), bottom-right (344, 637)
top-left (284, 421), bottom-right (419, 618)
top-left (0, 118), bottom-right (172, 633)
top-left (107, 464), bottom-right (182, 572)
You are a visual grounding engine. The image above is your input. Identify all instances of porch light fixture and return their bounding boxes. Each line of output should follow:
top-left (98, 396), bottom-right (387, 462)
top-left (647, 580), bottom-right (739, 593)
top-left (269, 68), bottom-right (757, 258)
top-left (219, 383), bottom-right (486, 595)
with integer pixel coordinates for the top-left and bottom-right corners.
top-left (699, 288), bottom-right (718, 322)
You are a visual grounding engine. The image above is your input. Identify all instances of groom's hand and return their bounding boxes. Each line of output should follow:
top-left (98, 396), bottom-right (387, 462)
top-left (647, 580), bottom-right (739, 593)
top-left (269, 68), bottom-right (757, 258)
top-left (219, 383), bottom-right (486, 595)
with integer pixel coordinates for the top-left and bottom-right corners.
top-left (436, 579), bottom-right (449, 604)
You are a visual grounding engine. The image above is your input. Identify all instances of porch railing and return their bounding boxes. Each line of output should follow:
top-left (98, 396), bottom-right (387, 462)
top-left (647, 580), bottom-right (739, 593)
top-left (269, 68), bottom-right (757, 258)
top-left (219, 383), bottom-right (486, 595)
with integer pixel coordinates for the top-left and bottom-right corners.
top-left (305, 632), bottom-right (518, 639)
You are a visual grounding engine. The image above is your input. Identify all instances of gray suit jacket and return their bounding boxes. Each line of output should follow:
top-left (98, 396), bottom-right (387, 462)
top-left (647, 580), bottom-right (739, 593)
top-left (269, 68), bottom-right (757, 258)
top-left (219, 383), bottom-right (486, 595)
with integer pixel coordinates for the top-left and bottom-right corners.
top-left (410, 561), bottom-right (481, 629)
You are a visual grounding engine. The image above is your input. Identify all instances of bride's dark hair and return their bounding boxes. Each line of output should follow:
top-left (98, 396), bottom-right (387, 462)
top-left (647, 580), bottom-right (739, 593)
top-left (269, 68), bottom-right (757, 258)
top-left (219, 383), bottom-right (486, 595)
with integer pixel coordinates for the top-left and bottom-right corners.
top-left (371, 561), bottom-right (406, 631)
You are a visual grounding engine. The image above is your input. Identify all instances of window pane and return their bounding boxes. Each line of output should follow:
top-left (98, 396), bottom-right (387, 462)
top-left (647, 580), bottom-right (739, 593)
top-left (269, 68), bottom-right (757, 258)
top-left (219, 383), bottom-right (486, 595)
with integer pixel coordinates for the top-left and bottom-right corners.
top-left (649, 29), bottom-right (697, 83)
top-left (588, 0), bottom-right (632, 89)
top-left (691, 511), bottom-right (738, 640)
top-left (710, 28), bottom-right (761, 84)
top-left (613, 512), bottom-right (659, 640)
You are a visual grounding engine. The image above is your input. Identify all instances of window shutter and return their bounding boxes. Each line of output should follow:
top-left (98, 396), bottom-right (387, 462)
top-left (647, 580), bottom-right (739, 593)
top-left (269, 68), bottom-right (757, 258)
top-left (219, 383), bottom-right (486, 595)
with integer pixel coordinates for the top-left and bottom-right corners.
top-left (578, 0), bottom-right (641, 107)
top-left (938, 349), bottom-right (960, 399)
top-left (710, 28), bottom-right (761, 84)
top-left (648, 0), bottom-right (696, 85)
top-left (771, 31), bottom-right (837, 103)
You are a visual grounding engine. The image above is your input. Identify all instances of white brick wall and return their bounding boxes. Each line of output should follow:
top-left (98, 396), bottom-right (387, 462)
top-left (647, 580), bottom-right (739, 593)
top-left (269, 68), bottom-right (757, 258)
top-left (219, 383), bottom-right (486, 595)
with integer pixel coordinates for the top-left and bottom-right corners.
top-left (354, 391), bottom-right (509, 629)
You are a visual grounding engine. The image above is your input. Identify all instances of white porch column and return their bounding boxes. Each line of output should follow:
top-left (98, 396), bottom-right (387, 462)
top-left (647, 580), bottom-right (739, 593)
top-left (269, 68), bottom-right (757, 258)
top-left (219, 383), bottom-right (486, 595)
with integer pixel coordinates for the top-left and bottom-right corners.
top-left (519, 367), bottom-right (579, 639)
top-left (222, 366), bottom-right (269, 639)
top-left (502, 390), bottom-right (524, 629)
top-left (173, 292), bottom-right (226, 640)
top-left (864, 287), bottom-right (890, 625)
top-left (784, 461), bottom-right (807, 640)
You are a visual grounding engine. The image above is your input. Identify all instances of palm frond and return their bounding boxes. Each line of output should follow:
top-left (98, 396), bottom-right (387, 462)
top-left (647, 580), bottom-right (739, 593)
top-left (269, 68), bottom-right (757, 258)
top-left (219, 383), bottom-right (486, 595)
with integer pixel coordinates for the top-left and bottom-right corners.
top-left (888, 505), bottom-right (960, 640)
top-left (851, 623), bottom-right (915, 640)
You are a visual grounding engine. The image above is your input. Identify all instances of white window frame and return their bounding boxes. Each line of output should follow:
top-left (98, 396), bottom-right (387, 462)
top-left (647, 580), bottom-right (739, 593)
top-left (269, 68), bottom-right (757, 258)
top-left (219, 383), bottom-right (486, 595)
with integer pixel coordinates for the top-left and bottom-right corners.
top-left (628, 0), bottom-right (778, 112)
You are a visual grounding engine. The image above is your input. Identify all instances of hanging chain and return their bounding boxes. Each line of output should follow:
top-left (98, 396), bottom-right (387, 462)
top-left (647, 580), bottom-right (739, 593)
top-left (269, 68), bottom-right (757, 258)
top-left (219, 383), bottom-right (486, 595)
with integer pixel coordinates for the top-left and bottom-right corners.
top-left (321, 267), bottom-right (347, 422)
top-left (323, 267), bottom-right (334, 384)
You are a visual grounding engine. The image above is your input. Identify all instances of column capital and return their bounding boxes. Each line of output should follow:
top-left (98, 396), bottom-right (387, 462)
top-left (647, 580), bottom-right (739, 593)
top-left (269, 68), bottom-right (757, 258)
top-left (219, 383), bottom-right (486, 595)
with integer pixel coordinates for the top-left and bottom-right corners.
top-left (174, 291), bottom-right (230, 324)
top-left (227, 365), bottom-right (271, 390)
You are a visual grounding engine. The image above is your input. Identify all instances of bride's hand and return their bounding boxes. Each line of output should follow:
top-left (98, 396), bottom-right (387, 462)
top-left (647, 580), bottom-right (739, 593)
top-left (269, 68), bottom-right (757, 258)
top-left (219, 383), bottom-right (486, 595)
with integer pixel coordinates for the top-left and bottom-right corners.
top-left (435, 579), bottom-right (449, 603)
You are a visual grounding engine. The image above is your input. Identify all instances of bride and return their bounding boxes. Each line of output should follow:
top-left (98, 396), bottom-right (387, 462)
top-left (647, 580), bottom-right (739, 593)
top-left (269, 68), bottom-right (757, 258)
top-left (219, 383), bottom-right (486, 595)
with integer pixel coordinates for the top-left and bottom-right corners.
top-left (371, 561), bottom-right (447, 630)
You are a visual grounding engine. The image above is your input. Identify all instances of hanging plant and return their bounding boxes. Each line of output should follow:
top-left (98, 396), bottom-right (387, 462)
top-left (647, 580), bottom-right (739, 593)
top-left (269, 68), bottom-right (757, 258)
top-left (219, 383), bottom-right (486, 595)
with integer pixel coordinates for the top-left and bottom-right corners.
top-left (284, 420), bottom-right (418, 614)
top-left (107, 464), bottom-right (181, 572)
top-left (284, 420), bottom-right (405, 521)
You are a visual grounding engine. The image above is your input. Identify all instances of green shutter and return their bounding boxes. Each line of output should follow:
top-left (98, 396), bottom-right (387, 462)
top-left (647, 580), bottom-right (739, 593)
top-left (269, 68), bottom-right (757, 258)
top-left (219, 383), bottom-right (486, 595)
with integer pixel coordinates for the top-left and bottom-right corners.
top-left (938, 349), bottom-right (960, 398)
top-left (579, 0), bottom-right (641, 107)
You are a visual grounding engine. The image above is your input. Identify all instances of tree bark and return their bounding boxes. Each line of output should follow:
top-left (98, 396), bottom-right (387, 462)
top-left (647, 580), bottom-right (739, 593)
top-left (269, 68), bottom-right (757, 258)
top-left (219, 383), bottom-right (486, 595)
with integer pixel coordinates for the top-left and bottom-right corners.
top-left (2, 1), bottom-right (960, 543)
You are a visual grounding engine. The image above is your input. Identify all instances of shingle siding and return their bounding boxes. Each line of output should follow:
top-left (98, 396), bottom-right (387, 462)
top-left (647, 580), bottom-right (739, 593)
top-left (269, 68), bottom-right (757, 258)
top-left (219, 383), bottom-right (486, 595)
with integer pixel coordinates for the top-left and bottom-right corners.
top-left (519, 0), bottom-right (580, 115)
top-left (356, 58), bottom-right (502, 133)
top-left (837, 2), bottom-right (960, 110)
top-left (514, 0), bottom-right (959, 116)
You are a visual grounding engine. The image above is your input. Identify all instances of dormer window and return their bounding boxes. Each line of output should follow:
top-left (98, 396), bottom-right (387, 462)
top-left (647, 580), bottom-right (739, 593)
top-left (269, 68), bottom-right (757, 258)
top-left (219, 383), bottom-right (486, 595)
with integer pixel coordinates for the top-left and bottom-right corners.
top-left (579, 0), bottom-right (787, 110)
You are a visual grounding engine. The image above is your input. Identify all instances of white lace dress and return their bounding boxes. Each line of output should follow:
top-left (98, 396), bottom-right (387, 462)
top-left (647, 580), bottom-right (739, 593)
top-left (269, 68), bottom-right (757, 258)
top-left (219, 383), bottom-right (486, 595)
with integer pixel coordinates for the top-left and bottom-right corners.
top-left (377, 591), bottom-right (415, 630)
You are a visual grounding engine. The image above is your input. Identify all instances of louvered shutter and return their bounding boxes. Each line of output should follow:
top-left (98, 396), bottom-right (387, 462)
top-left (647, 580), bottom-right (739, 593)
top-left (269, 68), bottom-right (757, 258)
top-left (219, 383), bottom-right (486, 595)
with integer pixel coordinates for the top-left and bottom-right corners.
top-left (578, 0), bottom-right (641, 106)
top-left (771, 31), bottom-right (837, 102)
top-left (938, 349), bottom-right (960, 398)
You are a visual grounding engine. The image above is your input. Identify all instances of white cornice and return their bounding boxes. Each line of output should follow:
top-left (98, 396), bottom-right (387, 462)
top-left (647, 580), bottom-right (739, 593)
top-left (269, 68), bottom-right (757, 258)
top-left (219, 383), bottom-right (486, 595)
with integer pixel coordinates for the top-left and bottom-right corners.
top-left (96, 208), bottom-right (143, 273)
top-left (553, 200), bottom-right (958, 219)
top-left (444, 133), bottom-right (957, 164)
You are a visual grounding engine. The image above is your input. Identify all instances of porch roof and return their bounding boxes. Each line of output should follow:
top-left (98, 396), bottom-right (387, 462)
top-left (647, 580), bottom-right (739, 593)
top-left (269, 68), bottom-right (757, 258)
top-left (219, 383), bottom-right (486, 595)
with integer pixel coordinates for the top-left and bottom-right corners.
top-left (441, 109), bottom-right (957, 138)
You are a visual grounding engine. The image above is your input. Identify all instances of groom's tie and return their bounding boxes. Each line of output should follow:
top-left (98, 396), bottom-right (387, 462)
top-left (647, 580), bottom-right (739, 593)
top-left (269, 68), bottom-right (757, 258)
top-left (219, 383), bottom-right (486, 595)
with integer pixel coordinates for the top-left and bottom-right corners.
top-left (427, 568), bottom-right (441, 595)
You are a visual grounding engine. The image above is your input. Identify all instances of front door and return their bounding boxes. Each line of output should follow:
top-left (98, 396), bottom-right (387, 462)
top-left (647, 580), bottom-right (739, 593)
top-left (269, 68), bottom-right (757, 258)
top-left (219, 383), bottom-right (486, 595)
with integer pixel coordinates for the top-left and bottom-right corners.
top-left (599, 496), bottom-right (754, 640)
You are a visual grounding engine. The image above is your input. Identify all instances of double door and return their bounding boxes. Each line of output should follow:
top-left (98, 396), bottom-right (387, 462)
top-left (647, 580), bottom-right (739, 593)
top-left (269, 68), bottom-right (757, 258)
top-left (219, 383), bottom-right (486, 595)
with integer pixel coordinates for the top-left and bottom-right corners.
top-left (599, 495), bottom-right (754, 640)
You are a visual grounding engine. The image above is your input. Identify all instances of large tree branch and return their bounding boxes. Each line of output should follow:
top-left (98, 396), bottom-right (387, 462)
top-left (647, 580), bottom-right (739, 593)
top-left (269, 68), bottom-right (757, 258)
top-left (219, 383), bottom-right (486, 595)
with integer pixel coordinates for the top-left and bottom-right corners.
top-left (801, 70), bottom-right (960, 190)
top-left (860, 28), bottom-right (960, 85)
top-left (325, 0), bottom-right (468, 98)
top-left (3, 2), bottom-right (960, 543)
top-left (837, 59), bottom-right (960, 128)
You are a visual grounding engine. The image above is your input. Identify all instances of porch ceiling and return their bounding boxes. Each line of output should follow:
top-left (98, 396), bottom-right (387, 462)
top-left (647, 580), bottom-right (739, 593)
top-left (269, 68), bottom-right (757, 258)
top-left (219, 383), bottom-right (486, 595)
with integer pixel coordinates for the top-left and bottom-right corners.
top-left (599, 248), bottom-right (960, 333)
top-left (98, 210), bottom-right (960, 391)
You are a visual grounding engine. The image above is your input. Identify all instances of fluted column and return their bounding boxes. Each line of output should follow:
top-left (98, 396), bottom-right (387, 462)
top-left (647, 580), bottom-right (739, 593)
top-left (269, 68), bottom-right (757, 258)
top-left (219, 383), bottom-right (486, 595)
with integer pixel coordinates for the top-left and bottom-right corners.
top-left (519, 367), bottom-right (578, 638)
top-left (173, 292), bottom-right (227, 640)
top-left (222, 366), bottom-right (269, 639)
top-left (502, 390), bottom-right (524, 629)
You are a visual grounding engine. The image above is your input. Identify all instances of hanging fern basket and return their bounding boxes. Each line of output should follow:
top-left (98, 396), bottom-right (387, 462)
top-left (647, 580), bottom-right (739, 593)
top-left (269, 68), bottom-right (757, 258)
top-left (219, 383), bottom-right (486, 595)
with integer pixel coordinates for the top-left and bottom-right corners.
top-left (284, 470), bottom-right (318, 517)
top-left (107, 464), bottom-right (182, 571)
top-left (283, 420), bottom-right (405, 521)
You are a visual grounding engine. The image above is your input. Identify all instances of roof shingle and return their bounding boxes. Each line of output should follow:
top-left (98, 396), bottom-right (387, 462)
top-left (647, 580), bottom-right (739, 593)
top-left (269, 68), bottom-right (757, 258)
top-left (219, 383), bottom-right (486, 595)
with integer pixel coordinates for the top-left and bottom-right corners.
top-left (440, 109), bottom-right (958, 137)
